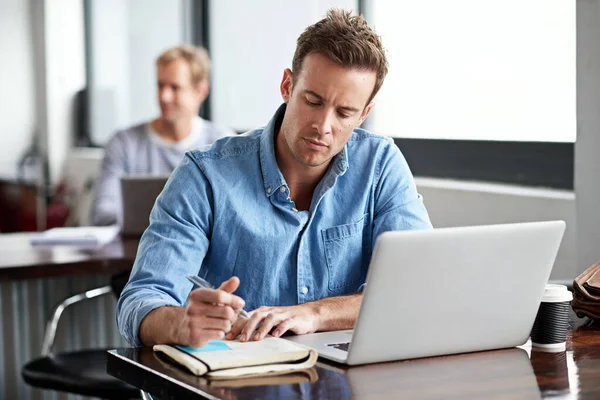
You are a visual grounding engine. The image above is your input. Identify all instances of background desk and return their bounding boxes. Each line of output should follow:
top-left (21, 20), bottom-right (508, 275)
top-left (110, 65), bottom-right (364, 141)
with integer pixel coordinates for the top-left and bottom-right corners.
top-left (0, 233), bottom-right (138, 281)
top-left (108, 317), bottom-right (600, 399)
top-left (0, 233), bottom-right (138, 399)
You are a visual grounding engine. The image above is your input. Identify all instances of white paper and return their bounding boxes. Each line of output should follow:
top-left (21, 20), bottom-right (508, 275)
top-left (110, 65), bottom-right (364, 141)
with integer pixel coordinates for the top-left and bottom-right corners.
top-left (30, 225), bottom-right (120, 246)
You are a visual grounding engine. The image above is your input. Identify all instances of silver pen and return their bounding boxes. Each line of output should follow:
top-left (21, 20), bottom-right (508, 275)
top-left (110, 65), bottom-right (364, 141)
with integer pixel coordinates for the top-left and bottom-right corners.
top-left (186, 275), bottom-right (250, 319)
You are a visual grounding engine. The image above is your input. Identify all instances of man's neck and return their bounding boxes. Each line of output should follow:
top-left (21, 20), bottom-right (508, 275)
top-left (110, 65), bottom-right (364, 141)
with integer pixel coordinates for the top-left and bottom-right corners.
top-left (276, 129), bottom-right (330, 211)
top-left (152, 117), bottom-right (195, 143)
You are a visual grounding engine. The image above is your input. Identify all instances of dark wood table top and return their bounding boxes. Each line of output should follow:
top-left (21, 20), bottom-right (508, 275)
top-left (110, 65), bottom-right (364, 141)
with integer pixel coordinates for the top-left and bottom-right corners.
top-left (0, 233), bottom-right (139, 281)
top-left (107, 317), bottom-right (600, 399)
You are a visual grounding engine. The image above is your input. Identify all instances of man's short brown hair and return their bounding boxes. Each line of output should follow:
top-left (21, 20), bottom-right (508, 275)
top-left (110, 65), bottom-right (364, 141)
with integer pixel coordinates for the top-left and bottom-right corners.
top-left (292, 9), bottom-right (388, 104)
top-left (156, 44), bottom-right (211, 85)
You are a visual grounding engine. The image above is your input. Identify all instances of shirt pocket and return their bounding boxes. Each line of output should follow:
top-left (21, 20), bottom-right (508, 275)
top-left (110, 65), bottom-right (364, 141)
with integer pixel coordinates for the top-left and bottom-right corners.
top-left (322, 215), bottom-right (369, 293)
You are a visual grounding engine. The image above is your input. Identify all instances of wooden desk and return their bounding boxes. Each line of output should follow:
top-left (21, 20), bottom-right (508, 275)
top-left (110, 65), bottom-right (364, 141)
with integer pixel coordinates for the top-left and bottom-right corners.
top-left (0, 233), bottom-right (139, 281)
top-left (107, 317), bottom-right (600, 399)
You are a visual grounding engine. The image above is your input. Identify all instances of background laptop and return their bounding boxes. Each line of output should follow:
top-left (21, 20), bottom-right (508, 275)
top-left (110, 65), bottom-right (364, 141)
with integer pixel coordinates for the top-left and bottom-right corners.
top-left (286, 221), bottom-right (565, 365)
top-left (120, 176), bottom-right (168, 236)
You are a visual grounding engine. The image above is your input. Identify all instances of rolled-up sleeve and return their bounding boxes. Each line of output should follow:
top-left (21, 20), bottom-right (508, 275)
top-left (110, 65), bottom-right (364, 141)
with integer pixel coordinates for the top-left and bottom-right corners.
top-left (116, 154), bottom-right (213, 346)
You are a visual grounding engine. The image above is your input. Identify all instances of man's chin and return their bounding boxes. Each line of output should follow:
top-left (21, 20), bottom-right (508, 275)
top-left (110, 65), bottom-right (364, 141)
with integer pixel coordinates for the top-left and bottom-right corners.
top-left (296, 155), bottom-right (331, 168)
top-left (160, 114), bottom-right (179, 123)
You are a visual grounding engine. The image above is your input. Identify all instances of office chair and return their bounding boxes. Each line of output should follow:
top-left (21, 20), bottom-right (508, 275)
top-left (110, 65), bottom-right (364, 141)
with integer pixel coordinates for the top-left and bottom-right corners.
top-left (21, 271), bottom-right (141, 399)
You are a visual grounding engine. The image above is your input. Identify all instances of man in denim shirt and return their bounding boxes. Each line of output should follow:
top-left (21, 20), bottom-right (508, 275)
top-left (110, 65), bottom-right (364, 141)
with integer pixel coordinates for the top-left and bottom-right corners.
top-left (117, 9), bottom-right (432, 348)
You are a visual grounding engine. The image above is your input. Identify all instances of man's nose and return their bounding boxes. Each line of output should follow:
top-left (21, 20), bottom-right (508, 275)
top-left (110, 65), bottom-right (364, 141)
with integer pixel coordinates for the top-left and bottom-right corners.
top-left (159, 87), bottom-right (173, 103)
top-left (313, 110), bottom-right (334, 135)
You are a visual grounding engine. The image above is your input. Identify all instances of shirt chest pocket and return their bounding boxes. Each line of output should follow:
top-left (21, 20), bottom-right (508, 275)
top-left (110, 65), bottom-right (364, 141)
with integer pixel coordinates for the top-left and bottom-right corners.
top-left (322, 216), bottom-right (369, 294)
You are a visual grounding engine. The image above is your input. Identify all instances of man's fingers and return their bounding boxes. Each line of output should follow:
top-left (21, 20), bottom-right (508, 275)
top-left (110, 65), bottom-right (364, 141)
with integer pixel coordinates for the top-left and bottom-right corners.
top-left (187, 302), bottom-right (236, 321)
top-left (187, 317), bottom-right (234, 347)
top-left (253, 314), bottom-right (276, 341)
top-left (225, 315), bottom-right (247, 340)
top-left (188, 328), bottom-right (226, 347)
top-left (189, 317), bottom-right (232, 334)
top-left (190, 287), bottom-right (245, 310)
top-left (272, 318), bottom-right (294, 337)
top-left (240, 313), bottom-right (265, 342)
top-left (218, 276), bottom-right (240, 293)
top-left (183, 277), bottom-right (246, 347)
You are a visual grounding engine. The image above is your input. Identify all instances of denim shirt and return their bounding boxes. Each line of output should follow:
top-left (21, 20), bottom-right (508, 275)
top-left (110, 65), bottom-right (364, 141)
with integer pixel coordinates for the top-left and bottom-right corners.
top-left (117, 104), bottom-right (432, 346)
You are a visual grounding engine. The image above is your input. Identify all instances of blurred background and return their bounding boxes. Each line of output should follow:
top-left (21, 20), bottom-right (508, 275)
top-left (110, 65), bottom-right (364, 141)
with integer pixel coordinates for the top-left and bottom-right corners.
top-left (2, 0), bottom-right (600, 398)
top-left (2, 0), bottom-right (590, 279)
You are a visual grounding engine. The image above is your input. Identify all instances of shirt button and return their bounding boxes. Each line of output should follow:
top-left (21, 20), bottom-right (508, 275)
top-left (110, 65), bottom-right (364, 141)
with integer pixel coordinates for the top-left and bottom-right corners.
top-left (280, 186), bottom-right (286, 193)
top-left (266, 188), bottom-right (271, 194)
top-left (301, 286), bottom-right (309, 294)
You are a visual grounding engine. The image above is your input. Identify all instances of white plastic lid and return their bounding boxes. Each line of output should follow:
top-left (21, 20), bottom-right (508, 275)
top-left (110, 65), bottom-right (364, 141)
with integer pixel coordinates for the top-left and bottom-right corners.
top-left (532, 341), bottom-right (567, 351)
top-left (542, 284), bottom-right (573, 303)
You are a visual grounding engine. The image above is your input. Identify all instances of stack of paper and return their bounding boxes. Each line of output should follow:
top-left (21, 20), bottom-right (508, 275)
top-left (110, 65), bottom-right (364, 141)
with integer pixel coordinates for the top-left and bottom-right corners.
top-left (30, 225), bottom-right (120, 246)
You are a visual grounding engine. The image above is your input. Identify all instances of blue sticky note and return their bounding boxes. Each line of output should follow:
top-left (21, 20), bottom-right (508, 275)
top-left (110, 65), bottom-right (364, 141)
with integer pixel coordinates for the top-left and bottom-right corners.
top-left (176, 340), bottom-right (231, 353)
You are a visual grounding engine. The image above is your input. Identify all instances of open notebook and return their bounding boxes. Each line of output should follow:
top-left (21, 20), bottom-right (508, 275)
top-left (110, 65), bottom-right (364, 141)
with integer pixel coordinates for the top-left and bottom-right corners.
top-left (153, 337), bottom-right (318, 379)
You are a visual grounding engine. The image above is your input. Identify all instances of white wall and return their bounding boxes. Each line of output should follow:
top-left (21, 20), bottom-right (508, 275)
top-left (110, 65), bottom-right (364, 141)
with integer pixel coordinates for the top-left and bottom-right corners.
top-left (209, 0), bottom-right (358, 131)
top-left (44, 0), bottom-right (86, 183)
top-left (128, 0), bottom-right (186, 124)
top-left (87, 0), bottom-right (188, 144)
top-left (575, 0), bottom-right (600, 273)
top-left (0, 0), bottom-right (85, 185)
top-left (0, 0), bottom-right (37, 179)
top-left (417, 179), bottom-right (577, 279)
top-left (87, 0), bottom-right (129, 146)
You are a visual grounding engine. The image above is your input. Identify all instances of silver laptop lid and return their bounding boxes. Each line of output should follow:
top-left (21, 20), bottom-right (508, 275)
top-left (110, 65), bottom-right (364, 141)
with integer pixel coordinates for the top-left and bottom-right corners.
top-left (345, 220), bottom-right (565, 365)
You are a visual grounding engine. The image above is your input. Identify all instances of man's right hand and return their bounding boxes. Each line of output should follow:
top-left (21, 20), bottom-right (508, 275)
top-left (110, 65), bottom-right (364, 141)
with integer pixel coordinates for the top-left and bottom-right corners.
top-left (178, 276), bottom-right (245, 347)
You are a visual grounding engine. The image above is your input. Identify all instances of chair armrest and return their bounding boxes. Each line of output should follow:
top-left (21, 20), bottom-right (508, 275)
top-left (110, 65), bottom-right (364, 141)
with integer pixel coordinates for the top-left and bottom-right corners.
top-left (41, 285), bottom-right (112, 356)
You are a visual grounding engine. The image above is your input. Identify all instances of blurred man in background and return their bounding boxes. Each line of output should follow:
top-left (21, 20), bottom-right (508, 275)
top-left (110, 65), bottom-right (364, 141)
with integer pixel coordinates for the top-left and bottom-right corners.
top-left (92, 44), bottom-right (235, 226)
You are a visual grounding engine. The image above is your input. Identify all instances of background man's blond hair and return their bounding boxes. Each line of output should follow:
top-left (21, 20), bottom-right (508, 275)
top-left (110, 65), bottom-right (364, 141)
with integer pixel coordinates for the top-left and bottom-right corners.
top-left (156, 44), bottom-right (211, 85)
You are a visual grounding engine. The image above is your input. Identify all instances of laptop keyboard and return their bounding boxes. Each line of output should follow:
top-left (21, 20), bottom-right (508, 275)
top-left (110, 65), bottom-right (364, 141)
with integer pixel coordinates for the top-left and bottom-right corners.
top-left (327, 342), bottom-right (350, 352)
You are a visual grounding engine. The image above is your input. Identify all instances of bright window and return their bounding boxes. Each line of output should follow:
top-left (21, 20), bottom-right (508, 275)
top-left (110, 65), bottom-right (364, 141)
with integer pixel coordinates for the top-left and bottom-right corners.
top-left (366, 0), bottom-right (575, 142)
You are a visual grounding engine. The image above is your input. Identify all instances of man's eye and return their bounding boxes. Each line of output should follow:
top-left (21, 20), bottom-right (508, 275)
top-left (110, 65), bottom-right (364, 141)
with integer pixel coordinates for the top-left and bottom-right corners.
top-left (337, 112), bottom-right (350, 118)
top-left (306, 99), bottom-right (319, 106)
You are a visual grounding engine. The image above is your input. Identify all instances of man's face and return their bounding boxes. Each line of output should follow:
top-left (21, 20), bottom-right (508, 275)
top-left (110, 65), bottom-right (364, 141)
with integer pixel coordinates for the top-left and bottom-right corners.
top-left (157, 59), bottom-right (208, 123)
top-left (278, 53), bottom-right (376, 169)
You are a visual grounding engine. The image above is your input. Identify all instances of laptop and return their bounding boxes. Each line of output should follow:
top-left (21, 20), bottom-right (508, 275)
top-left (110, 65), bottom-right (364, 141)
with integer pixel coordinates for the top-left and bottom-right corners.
top-left (286, 221), bottom-right (566, 365)
top-left (120, 176), bottom-right (169, 236)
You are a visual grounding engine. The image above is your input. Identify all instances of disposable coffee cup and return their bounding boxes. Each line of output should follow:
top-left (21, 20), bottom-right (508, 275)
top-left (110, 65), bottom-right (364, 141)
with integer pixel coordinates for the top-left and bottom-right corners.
top-left (530, 284), bottom-right (572, 351)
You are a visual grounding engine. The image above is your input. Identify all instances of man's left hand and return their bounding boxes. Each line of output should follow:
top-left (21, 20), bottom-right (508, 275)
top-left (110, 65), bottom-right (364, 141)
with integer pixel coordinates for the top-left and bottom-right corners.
top-left (225, 304), bottom-right (319, 342)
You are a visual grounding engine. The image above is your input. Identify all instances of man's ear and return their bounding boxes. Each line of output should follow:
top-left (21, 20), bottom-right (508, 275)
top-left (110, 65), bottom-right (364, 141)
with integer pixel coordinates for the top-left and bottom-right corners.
top-left (280, 68), bottom-right (294, 103)
top-left (195, 80), bottom-right (210, 103)
top-left (357, 101), bottom-right (375, 127)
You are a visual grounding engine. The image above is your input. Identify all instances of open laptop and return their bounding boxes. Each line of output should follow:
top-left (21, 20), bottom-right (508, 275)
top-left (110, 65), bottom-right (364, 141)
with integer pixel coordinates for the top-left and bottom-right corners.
top-left (120, 176), bottom-right (169, 236)
top-left (286, 221), bottom-right (565, 365)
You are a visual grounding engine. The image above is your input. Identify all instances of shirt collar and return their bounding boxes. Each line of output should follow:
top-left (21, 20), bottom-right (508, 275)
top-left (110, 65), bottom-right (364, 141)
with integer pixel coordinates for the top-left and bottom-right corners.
top-left (259, 103), bottom-right (349, 198)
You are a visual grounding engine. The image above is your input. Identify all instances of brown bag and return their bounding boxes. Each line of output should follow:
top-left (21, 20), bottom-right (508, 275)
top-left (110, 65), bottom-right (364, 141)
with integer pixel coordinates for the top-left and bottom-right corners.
top-left (572, 261), bottom-right (600, 320)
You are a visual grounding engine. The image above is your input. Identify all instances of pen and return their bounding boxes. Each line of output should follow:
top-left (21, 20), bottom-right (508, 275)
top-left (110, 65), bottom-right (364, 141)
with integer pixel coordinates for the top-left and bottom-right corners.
top-left (186, 275), bottom-right (250, 319)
